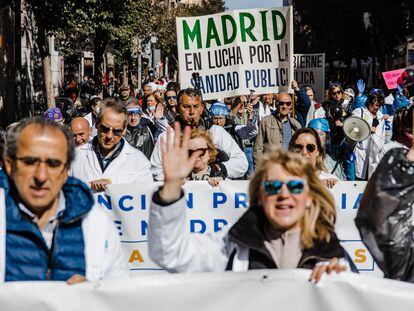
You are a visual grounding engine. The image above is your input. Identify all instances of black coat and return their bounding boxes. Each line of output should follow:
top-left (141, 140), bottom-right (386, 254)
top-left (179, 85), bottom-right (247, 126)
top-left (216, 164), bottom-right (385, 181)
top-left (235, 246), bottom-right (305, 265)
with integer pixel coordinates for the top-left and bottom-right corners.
top-left (226, 206), bottom-right (350, 270)
top-left (355, 148), bottom-right (414, 282)
top-left (125, 121), bottom-right (154, 160)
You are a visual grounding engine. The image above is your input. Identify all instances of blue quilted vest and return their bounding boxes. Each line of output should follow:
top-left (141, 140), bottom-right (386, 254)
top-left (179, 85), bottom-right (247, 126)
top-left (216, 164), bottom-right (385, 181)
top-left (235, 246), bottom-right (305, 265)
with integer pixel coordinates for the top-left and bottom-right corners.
top-left (0, 171), bottom-right (94, 281)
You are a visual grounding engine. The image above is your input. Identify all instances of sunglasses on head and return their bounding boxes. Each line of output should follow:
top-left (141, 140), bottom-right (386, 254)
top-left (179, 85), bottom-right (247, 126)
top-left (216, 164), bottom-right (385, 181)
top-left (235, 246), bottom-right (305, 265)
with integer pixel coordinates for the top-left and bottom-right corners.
top-left (279, 101), bottom-right (292, 107)
top-left (98, 124), bottom-right (124, 136)
top-left (262, 180), bottom-right (306, 196)
top-left (188, 148), bottom-right (208, 158)
top-left (292, 143), bottom-right (317, 153)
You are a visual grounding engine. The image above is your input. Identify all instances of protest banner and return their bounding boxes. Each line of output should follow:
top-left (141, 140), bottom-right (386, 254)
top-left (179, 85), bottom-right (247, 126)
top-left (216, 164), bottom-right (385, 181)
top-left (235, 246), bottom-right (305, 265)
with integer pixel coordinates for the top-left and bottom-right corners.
top-left (101, 180), bottom-right (382, 276)
top-left (382, 68), bottom-right (405, 90)
top-left (176, 7), bottom-right (294, 100)
top-left (1, 270), bottom-right (413, 311)
top-left (294, 53), bottom-right (325, 101)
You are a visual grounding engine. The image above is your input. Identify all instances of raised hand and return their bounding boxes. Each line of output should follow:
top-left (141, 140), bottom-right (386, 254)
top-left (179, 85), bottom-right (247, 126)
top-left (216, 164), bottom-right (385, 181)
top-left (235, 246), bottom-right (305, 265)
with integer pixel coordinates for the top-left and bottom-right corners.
top-left (357, 79), bottom-right (365, 94)
top-left (159, 122), bottom-right (203, 202)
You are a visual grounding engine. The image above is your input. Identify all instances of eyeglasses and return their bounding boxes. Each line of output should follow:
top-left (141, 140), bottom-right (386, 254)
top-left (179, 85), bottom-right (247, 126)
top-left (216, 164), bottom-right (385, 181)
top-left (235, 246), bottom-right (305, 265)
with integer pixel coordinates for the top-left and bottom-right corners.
top-left (291, 143), bottom-right (317, 153)
top-left (14, 156), bottom-right (67, 174)
top-left (166, 96), bottom-right (177, 100)
top-left (279, 101), bottom-right (292, 107)
top-left (98, 124), bottom-right (124, 136)
top-left (331, 90), bottom-right (342, 96)
top-left (262, 180), bottom-right (306, 196)
top-left (213, 116), bottom-right (226, 121)
top-left (188, 148), bottom-right (208, 157)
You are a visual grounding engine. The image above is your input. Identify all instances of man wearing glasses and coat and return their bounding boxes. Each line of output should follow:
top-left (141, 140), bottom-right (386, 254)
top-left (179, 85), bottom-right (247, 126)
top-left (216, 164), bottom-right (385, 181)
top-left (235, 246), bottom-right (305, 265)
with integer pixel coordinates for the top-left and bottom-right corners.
top-left (0, 117), bottom-right (129, 282)
top-left (71, 98), bottom-right (153, 193)
top-left (253, 92), bottom-right (302, 166)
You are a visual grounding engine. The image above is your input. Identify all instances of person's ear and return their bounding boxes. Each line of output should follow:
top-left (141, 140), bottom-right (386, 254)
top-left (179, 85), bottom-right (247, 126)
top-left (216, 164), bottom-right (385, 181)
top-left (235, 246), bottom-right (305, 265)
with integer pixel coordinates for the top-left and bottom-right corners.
top-left (4, 157), bottom-right (13, 176)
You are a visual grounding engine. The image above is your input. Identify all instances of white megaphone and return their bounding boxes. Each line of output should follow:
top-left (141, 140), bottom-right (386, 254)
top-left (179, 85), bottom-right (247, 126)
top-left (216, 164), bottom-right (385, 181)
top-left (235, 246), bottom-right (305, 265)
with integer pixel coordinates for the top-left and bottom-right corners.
top-left (343, 116), bottom-right (371, 144)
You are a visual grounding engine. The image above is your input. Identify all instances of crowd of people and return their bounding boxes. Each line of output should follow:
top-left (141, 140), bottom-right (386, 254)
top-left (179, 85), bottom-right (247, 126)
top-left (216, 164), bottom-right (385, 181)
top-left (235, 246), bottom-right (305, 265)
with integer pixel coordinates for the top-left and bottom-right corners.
top-left (0, 71), bottom-right (413, 286)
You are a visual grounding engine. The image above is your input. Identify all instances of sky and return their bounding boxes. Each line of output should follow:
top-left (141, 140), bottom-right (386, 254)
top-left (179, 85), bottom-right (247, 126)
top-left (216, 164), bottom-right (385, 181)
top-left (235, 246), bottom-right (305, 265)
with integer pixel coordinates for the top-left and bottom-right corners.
top-left (225, 0), bottom-right (284, 10)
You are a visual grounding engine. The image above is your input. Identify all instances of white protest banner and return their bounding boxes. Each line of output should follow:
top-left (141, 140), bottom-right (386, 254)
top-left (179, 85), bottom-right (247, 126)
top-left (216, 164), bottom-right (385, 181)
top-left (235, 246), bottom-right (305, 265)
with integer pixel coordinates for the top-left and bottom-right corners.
top-left (294, 53), bottom-right (325, 101)
top-left (176, 7), bottom-right (294, 100)
top-left (1, 270), bottom-right (413, 311)
top-left (101, 180), bottom-right (382, 276)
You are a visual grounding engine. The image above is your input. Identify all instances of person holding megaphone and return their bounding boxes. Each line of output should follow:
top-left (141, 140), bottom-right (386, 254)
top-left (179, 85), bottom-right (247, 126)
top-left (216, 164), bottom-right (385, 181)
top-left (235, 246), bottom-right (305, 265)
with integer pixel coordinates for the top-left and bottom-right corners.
top-left (351, 92), bottom-right (390, 180)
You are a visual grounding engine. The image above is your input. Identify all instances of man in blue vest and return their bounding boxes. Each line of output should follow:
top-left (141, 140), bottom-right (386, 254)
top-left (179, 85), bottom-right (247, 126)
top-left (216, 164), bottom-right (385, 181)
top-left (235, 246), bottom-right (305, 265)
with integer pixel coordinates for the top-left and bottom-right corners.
top-left (0, 116), bottom-right (129, 283)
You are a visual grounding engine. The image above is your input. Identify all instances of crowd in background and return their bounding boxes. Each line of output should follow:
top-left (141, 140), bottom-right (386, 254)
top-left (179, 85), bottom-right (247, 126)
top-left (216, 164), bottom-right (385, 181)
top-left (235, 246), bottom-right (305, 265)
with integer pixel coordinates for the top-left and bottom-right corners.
top-left (0, 71), bottom-right (413, 285)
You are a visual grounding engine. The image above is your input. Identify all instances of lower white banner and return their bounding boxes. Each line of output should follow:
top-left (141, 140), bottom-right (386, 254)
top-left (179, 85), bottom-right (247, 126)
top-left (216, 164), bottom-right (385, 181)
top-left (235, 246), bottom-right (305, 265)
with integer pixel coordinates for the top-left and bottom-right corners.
top-left (0, 270), bottom-right (413, 310)
top-left (101, 180), bottom-right (381, 276)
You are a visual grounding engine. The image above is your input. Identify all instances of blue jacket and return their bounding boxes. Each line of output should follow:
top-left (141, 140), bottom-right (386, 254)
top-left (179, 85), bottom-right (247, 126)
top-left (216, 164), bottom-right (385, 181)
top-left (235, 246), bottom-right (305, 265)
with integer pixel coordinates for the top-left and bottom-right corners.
top-left (0, 170), bottom-right (93, 281)
top-left (294, 88), bottom-right (311, 127)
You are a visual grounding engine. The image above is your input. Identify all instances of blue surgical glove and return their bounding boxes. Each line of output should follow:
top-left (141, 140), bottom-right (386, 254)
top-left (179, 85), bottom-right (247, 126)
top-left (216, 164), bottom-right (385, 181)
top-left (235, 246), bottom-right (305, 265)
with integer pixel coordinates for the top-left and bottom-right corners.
top-left (397, 84), bottom-right (403, 94)
top-left (357, 79), bottom-right (365, 94)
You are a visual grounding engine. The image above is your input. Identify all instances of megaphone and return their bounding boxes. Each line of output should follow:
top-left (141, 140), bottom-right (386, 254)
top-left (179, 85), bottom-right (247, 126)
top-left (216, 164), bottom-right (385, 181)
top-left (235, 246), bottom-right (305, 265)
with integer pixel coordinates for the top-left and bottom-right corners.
top-left (343, 116), bottom-right (370, 143)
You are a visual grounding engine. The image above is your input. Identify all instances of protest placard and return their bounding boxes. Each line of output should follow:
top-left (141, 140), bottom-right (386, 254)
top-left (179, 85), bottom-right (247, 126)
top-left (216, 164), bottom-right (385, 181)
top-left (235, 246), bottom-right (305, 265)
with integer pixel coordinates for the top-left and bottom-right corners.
top-left (294, 53), bottom-right (325, 101)
top-left (176, 7), bottom-right (294, 100)
top-left (382, 68), bottom-right (405, 90)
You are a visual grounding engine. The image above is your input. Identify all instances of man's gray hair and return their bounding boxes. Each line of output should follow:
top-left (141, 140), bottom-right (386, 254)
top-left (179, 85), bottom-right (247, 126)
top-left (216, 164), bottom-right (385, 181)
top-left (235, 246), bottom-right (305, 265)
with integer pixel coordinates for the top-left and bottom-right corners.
top-left (4, 116), bottom-right (75, 166)
top-left (96, 98), bottom-right (128, 128)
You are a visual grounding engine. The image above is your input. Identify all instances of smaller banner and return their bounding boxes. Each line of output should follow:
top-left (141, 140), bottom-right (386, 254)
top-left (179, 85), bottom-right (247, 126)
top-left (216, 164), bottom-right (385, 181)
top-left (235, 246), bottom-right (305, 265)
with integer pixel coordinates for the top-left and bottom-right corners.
top-left (294, 53), bottom-right (325, 101)
top-left (176, 7), bottom-right (294, 100)
top-left (382, 68), bottom-right (404, 90)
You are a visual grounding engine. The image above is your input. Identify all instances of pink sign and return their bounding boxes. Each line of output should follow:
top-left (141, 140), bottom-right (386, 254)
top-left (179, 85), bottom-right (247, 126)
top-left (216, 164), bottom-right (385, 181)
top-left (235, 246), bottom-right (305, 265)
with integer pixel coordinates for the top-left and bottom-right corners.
top-left (382, 69), bottom-right (404, 89)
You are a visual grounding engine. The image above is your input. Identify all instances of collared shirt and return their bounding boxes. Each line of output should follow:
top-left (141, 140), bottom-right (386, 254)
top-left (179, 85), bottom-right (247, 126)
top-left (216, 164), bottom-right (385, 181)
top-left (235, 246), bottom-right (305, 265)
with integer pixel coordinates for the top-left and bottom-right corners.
top-left (18, 192), bottom-right (66, 249)
top-left (92, 137), bottom-right (125, 172)
top-left (282, 120), bottom-right (292, 151)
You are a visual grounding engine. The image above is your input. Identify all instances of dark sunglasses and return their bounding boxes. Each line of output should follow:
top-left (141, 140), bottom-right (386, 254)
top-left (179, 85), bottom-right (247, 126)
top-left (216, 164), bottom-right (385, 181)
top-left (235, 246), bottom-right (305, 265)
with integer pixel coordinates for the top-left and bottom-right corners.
top-left (98, 124), bottom-right (124, 136)
top-left (292, 143), bottom-right (317, 153)
top-left (263, 180), bottom-right (306, 196)
top-left (166, 96), bottom-right (177, 100)
top-left (279, 101), bottom-right (292, 107)
top-left (188, 148), bottom-right (208, 157)
top-left (331, 90), bottom-right (342, 96)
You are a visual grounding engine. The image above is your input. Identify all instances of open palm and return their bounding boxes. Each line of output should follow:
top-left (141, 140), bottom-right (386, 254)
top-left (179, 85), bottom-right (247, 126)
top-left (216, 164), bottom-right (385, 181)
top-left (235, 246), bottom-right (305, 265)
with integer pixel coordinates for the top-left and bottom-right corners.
top-left (160, 122), bottom-right (201, 182)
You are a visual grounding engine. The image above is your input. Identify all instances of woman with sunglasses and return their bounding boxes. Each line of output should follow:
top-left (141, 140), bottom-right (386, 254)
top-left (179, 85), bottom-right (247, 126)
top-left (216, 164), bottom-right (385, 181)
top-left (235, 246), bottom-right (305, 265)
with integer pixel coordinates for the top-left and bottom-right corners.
top-left (352, 93), bottom-right (389, 180)
top-left (187, 129), bottom-right (226, 187)
top-left (323, 83), bottom-right (347, 149)
top-left (148, 123), bottom-right (353, 282)
top-left (308, 118), bottom-right (348, 181)
top-left (288, 128), bottom-right (339, 188)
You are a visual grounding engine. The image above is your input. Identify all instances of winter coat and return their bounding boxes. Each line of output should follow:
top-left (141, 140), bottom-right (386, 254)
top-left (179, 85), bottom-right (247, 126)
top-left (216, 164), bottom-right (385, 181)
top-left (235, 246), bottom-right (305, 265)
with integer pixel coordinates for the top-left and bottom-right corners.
top-left (148, 190), bottom-right (354, 273)
top-left (125, 122), bottom-right (155, 160)
top-left (355, 148), bottom-right (414, 282)
top-left (151, 124), bottom-right (248, 181)
top-left (253, 114), bottom-right (301, 166)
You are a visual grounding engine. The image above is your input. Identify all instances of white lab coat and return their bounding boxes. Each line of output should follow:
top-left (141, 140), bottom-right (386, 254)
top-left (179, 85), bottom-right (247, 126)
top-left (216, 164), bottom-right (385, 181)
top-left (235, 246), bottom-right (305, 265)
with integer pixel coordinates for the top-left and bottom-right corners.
top-left (0, 188), bottom-right (130, 282)
top-left (150, 125), bottom-right (248, 181)
top-left (352, 107), bottom-right (387, 179)
top-left (71, 138), bottom-right (154, 187)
